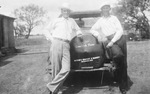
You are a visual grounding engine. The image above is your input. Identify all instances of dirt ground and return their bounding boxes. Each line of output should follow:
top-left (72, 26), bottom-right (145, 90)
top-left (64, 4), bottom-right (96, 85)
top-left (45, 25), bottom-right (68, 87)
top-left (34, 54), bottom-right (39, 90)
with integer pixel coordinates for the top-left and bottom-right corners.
top-left (0, 36), bottom-right (150, 94)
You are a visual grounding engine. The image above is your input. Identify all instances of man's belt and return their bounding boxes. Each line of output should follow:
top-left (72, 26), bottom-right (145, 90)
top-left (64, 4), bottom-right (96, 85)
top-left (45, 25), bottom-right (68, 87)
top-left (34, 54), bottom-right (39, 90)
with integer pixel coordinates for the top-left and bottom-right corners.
top-left (53, 37), bottom-right (70, 43)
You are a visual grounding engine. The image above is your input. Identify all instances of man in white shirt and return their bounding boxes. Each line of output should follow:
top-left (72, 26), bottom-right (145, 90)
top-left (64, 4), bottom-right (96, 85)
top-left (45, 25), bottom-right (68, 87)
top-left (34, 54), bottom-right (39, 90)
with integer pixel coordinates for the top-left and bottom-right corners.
top-left (90, 2), bottom-right (129, 94)
top-left (43, 3), bottom-right (82, 94)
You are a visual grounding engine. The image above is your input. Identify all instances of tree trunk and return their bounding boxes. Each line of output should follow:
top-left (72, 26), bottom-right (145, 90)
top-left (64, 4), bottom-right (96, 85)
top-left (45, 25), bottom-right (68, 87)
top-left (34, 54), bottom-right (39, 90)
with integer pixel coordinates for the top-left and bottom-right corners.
top-left (25, 29), bottom-right (31, 39)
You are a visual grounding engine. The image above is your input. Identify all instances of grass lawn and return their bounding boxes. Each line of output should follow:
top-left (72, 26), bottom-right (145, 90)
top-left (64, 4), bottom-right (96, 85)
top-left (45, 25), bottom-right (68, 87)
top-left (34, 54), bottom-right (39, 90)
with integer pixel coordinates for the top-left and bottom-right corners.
top-left (0, 35), bottom-right (150, 94)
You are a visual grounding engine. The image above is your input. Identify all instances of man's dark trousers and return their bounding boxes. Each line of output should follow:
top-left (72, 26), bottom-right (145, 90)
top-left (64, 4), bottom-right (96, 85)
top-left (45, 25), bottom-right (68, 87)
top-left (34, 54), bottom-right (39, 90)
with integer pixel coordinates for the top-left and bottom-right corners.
top-left (103, 35), bottom-right (128, 90)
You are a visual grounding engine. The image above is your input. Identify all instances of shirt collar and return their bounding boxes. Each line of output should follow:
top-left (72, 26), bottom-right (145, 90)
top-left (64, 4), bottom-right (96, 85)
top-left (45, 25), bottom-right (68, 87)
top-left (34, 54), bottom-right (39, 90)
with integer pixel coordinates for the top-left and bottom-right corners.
top-left (61, 17), bottom-right (70, 20)
top-left (102, 15), bottom-right (111, 19)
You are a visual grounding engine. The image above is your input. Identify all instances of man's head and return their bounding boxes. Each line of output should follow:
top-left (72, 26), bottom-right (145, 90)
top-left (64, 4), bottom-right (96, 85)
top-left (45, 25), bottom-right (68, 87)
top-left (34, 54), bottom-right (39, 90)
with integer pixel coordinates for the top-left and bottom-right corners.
top-left (60, 3), bottom-right (71, 19)
top-left (100, 2), bottom-right (111, 17)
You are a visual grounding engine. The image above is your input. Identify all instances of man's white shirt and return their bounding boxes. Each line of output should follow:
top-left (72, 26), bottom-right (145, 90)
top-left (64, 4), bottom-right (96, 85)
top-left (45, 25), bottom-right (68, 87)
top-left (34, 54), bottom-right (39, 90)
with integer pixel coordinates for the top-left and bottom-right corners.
top-left (44, 17), bottom-right (82, 41)
top-left (91, 15), bottom-right (123, 43)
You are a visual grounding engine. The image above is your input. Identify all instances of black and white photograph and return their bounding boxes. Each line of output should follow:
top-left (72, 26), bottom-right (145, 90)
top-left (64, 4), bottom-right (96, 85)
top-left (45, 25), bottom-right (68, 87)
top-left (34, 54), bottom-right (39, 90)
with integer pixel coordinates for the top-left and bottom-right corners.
top-left (0, 0), bottom-right (150, 94)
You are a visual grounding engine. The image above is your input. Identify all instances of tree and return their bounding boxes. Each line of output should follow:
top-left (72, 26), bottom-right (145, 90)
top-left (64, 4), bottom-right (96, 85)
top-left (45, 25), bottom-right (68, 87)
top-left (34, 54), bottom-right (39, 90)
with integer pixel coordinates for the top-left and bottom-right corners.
top-left (113, 0), bottom-right (150, 39)
top-left (14, 21), bottom-right (27, 38)
top-left (14, 4), bottom-right (46, 39)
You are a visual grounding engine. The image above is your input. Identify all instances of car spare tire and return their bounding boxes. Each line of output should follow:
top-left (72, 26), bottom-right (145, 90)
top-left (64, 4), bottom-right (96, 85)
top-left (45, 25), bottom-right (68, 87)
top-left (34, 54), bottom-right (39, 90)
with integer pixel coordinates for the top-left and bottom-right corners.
top-left (70, 33), bottom-right (105, 70)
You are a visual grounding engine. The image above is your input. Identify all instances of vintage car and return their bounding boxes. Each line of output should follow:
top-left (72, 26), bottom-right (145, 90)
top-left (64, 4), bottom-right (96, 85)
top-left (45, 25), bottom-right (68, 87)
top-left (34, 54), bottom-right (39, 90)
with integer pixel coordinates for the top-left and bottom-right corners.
top-left (70, 33), bottom-right (116, 74)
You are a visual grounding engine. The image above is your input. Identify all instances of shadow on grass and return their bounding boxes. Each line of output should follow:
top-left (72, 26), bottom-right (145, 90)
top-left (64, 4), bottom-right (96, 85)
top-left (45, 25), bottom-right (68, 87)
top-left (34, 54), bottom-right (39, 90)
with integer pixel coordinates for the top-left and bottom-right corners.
top-left (0, 48), bottom-right (29, 67)
top-left (15, 48), bottom-right (28, 53)
top-left (0, 60), bottom-right (12, 67)
top-left (62, 71), bottom-right (133, 94)
top-left (15, 48), bottom-right (48, 55)
top-left (62, 71), bottom-right (120, 94)
top-left (0, 55), bottom-right (17, 67)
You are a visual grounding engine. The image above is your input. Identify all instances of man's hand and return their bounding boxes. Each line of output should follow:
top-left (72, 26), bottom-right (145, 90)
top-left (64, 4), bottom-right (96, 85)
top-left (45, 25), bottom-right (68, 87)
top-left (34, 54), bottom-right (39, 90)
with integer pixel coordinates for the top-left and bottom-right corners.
top-left (76, 30), bottom-right (83, 36)
top-left (77, 33), bottom-right (83, 38)
top-left (46, 37), bottom-right (53, 44)
top-left (46, 37), bottom-right (51, 41)
top-left (106, 41), bottom-right (114, 48)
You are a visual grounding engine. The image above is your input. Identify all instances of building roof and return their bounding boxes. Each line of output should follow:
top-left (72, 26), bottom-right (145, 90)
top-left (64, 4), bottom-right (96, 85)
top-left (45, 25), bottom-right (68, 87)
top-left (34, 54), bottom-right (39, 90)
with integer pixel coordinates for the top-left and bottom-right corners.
top-left (0, 13), bottom-right (15, 19)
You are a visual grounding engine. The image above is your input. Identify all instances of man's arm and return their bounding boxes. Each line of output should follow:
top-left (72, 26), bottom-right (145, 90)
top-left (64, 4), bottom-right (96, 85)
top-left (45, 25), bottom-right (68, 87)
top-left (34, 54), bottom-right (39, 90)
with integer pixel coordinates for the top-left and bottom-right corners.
top-left (106, 16), bottom-right (123, 48)
top-left (111, 16), bottom-right (123, 43)
top-left (43, 21), bottom-right (54, 41)
top-left (90, 20), bottom-right (100, 37)
top-left (72, 19), bottom-right (82, 35)
top-left (90, 19), bottom-right (108, 42)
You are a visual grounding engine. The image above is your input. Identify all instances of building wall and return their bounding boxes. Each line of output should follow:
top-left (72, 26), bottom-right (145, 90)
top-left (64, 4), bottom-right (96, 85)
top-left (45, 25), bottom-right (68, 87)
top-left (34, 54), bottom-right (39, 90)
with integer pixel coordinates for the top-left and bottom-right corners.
top-left (3, 17), bottom-right (9, 48)
top-left (0, 15), bottom-right (15, 49)
top-left (3, 17), bottom-right (15, 48)
top-left (0, 16), bottom-right (4, 48)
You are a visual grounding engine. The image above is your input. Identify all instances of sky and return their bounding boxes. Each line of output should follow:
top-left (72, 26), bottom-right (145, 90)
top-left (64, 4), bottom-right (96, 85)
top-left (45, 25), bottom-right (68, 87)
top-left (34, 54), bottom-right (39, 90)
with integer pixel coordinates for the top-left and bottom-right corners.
top-left (0, 0), bottom-right (119, 34)
top-left (0, 0), bottom-right (118, 17)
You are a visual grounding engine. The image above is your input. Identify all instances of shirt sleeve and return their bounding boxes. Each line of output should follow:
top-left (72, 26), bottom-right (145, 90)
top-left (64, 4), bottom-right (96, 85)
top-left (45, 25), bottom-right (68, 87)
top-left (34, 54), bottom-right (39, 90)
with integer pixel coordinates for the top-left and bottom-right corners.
top-left (111, 16), bottom-right (123, 43)
top-left (72, 19), bottom-right (82, 35)
top-left (43, 21), bottom-right (55, 41)
top-left (90, 19), bottom-right (101, 37)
